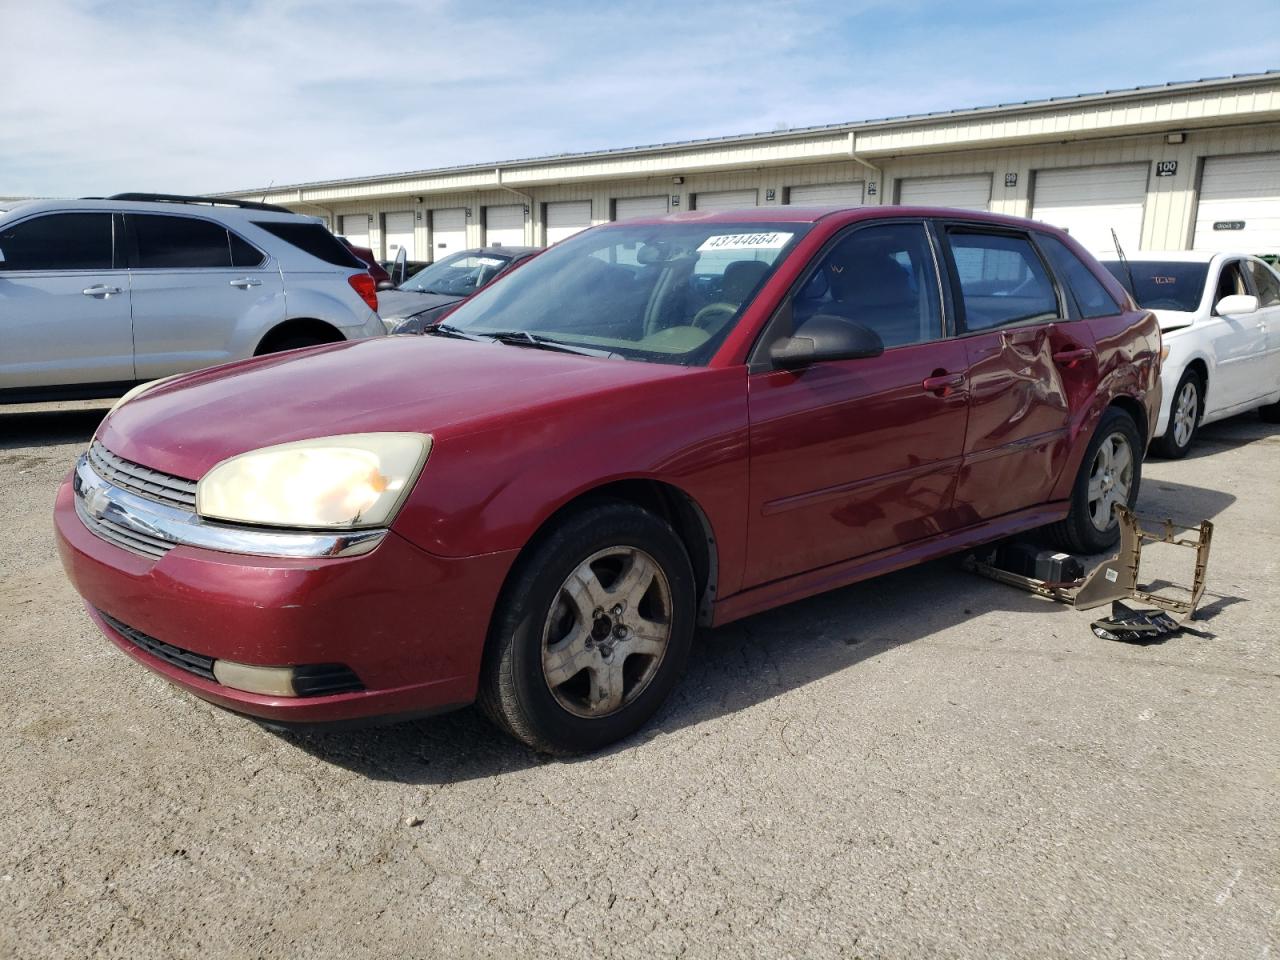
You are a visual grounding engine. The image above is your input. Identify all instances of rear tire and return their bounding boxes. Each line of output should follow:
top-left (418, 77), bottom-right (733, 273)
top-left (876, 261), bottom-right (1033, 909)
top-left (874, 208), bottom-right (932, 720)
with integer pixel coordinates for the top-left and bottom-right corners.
top-left (1151, 369), bottom-right (1202, 459)
top-left (259, 335), bottom-right (333, 354)
top-left (1046, 407), bottom-right (1142, 555)
top-left (478, 501), bottom-right (696, 755)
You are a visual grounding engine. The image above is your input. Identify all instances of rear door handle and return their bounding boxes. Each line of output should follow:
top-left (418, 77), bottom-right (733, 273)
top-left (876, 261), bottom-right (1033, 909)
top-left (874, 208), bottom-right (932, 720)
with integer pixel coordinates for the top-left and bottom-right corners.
top-left (229, 277), bottom-right (262, 289)
top-left (922, 372), bottom-right (966, 396)
top-left (1052, 347), bottom-right (1095, 366)
top-left (81, 284), bottom-right (122, 297)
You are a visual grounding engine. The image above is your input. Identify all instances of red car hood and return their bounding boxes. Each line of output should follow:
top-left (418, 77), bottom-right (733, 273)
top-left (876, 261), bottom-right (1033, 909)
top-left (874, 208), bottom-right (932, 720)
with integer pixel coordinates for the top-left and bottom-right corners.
top-left (99, 337), bottom-right (697, 480)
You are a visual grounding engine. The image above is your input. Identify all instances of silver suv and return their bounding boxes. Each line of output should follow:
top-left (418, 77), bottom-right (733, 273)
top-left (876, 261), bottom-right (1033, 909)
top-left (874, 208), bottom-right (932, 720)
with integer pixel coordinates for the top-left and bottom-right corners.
top-left (0, 193), bottom-right (385, 402)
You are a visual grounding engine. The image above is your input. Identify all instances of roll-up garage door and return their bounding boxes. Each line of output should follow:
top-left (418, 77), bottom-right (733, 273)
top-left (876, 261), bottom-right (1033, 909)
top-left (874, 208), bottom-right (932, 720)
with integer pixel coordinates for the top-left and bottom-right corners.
top-left (1193, 153), bottom-right (1280, 252)
top-left (383, 211), bottom-right (415, 260)
top-left (430, 208), bottom-right (466, 257)
top-left (484, 205), bottom-right (525, 247)
top-left (693, 189), bottom-right (758, 212)
top-left (545, 201), bottom-right (592, 244)
top-left (1031, 164), bottom-right (1148, 256)
top-left (614, 196), bottom-right (669, 220)
top-left (898, 174), bottom-right (991, 211)
top-left (787, 181), bottom-right (864, 206)
top-left (340, 214), bottom-right (369, 249)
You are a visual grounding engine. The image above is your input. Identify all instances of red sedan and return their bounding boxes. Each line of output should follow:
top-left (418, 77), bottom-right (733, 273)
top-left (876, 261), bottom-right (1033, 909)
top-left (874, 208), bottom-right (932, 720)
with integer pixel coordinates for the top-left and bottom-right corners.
top-left (55, 207), bottom-right (1161, 753)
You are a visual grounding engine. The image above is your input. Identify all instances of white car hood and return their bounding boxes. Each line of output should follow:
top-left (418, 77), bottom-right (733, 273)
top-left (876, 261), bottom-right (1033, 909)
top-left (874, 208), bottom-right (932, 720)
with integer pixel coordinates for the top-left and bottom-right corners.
top-left (1150, 309), bottom-right (1198, 333)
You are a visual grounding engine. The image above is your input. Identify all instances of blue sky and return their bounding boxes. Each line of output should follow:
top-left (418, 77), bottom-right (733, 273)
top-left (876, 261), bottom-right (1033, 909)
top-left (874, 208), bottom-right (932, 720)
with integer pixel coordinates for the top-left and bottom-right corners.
top-left (1, 0), bottom-right (1276, 197)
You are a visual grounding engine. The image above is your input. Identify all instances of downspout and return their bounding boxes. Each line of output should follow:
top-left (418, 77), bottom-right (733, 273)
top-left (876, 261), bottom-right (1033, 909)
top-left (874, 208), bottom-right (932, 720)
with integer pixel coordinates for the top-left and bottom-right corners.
top-left (847, 132), bottom-right (883, 204)
top-left (494, 167), bottom-right (535, 245)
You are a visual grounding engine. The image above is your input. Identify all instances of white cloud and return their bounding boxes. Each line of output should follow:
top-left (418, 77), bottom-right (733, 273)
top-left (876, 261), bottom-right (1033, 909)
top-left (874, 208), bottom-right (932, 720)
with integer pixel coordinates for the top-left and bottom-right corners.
top-left (0, 0), bottom-right (1275, 197)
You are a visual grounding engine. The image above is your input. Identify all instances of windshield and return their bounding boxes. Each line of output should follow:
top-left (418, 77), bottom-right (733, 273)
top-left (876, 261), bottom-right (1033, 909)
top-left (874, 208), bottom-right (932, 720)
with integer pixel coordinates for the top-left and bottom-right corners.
top-left (1102, 260), bottom-right (1208, 312)
top-left (438, 221), bottom-right (808, 365)
top-left (400, 250), bottom-right (512, 295)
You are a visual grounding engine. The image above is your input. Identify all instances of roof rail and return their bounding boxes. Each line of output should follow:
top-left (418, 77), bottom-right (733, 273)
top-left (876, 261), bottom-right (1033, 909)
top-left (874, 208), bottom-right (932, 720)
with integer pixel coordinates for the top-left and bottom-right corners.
top-left (100, 192), bottom-right (294, 214)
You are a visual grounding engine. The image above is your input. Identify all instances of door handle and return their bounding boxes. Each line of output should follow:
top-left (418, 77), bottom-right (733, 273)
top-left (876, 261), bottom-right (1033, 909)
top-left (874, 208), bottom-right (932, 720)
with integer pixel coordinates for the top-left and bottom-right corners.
top-left (922, 372), bottom-right (966, 396)
top-left (229, 277), bottom-right (262, 289)
top-left (81, 284), bottom-right (122, 297)
top-left (1052, 347), bottom-right (1095, 367)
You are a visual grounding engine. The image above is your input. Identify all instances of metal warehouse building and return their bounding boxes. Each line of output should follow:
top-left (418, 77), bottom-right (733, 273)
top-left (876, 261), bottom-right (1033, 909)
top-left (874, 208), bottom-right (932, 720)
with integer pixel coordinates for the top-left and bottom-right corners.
top-left (228, 71), bottom-right (1280, 262)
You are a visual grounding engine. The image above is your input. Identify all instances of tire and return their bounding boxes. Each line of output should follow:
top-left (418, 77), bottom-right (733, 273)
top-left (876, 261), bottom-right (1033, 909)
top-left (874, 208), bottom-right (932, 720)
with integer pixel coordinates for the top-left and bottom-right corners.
top-left (259, 335), bottom-right (332, 354)
top-left (478, 501), bottom-right (697, 755)
top-left (1261, 398), bottom-right (1280, 424)
top-left (1046, 406), bottom-right (1143, 555)
top-left (1151, 369), bottom-right (1203, 459)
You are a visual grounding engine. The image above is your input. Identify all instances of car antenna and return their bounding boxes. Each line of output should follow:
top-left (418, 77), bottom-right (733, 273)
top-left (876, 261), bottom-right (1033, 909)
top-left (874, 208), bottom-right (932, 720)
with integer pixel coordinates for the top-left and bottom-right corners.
top-left (259, 180), bottom-right (274, 204)
top-left (1111, 228), bottom-right (1137, 301)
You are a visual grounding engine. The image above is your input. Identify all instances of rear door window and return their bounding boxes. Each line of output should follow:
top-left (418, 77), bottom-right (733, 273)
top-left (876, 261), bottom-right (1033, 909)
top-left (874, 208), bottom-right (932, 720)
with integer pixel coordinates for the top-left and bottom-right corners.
top-left (0, 213), bottom-right (115, 271)
top-left (944, 229), bottom-right (1060, 332)
top-left (1036, 234), bottom-right (1121, 318)
top-left (1247, 259), bottom-right (1280, 307)
top-left (132, 214), bottom-right (235, 268)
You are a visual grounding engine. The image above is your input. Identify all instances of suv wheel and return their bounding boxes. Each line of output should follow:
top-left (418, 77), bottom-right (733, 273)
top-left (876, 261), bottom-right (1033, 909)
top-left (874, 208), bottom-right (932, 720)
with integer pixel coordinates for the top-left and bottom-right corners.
top-left (478, 501), bottom-right (696, 755)
top-left (1047, 407), bottom-right (1142, 554)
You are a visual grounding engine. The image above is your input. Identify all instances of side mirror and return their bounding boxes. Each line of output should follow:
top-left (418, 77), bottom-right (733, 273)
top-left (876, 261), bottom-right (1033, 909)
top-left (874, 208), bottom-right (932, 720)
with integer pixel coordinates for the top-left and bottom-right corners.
top-left (376, 280), bottom-right (396, 291)
top-left (769, 314), bottom-right (885, 370)
top-left (0, 246), bottom-right (6, 263)
top-left (392, 247), bottom-right (409, 286)
top-left (1215, 293), bottom-right (1258, 316)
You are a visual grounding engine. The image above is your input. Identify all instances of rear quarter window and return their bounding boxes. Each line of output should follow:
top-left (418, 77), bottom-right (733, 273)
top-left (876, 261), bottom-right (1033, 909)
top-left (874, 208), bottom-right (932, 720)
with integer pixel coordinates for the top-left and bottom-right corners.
top-left (1036, 234), bottom-right (1121, 318)
top-left (252, 221), bottom-right (365, 269)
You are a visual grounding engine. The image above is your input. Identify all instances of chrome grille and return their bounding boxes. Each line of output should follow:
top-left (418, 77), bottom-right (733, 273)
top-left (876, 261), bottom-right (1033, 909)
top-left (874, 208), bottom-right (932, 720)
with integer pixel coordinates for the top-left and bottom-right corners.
top-left (88, 441), bottom-right (197, 509)
top-left (75, 500), bottom-right (173, 559)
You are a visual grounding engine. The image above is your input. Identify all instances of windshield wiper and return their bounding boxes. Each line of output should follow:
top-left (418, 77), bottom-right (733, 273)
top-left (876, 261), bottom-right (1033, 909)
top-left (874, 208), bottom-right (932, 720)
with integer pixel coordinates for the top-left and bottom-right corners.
top-left (483, 330), bottom-right (617, 358)
top-left (424, 322), bottom-right (486, 341)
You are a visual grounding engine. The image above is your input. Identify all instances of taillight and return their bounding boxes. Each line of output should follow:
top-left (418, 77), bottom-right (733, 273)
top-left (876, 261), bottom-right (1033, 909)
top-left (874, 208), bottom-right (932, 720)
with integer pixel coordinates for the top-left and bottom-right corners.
top-left (347, 273), bottom-right (378, 313)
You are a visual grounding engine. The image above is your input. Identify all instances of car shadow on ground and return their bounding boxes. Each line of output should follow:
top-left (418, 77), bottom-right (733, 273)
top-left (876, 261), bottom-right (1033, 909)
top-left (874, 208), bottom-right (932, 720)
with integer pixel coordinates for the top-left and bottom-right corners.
top-left (0, 406), bottom-right (109, 451)
top-left (1148, 411), bottom-right (1278, 463)
top-left (282, 476), bottom-right (1241, 785)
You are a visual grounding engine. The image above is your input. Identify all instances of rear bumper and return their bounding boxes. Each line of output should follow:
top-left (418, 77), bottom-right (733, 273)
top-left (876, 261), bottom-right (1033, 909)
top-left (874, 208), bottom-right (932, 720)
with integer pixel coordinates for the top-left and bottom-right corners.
top-left (55, 475), bottom-right (517, 724)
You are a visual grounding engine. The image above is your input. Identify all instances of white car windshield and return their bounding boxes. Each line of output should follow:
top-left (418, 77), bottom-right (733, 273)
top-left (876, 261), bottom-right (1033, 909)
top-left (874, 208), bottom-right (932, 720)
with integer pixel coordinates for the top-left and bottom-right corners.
top-left (1102, 260), bottom-right (1208, 312)
top-left (439, 222), bottom-right (808, 365)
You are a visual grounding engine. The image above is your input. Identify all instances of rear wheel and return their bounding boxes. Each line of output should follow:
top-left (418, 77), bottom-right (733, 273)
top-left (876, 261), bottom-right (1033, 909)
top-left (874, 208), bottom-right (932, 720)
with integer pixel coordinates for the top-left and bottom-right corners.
top-left (1152, 369), bottom-right (1202, 458)
top-left (1046, 407), bottom-right (1142, 554)
top-left (478, 501), bottom-right (696, 755)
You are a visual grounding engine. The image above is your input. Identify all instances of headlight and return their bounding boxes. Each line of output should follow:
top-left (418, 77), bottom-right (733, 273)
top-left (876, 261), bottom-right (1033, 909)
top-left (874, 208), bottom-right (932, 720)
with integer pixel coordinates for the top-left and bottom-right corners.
top-left (196, 433), bottom-right (432, 529)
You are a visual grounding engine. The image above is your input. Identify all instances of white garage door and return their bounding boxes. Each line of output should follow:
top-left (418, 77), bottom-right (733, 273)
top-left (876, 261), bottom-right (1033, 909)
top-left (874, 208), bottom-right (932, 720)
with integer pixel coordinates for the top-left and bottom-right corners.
top-left (614, 196), bottom-right (669, 220)
top-left (546, 201), bottom-right (592, 244)
top-left (787, 181), bottom-right (864, 206)
top-left (484, 204), bottom-right (525, 247)
top-left (898, 174), bottom-right (991, 211)
top-left (693, 189), bottom-right (758, 212)
top-left (383, 211), bottom-right (415, 260)
top-left (1032, 164), bottom-right (1148, 256)
top-left (431, 208), bottom-right (466, 257)
top-left (1193, 153), bottom-right (1280, 252)
top-left (340, 214), bottom-right (369, 249)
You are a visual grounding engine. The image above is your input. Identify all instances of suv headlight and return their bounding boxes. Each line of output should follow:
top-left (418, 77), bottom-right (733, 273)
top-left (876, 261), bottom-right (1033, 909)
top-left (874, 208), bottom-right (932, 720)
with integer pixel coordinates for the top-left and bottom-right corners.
top-left (196, 433), bottom-right (432, 529)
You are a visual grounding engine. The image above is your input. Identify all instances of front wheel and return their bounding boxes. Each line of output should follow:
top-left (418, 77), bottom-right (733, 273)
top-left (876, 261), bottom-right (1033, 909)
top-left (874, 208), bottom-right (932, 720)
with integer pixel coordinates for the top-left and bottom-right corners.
top-left (1152, 369), bottom-right (1202, 458)
top-left (478, 501), bottom-right (696, 755)
top-left (1046, 407), bottom-right (1142, 554)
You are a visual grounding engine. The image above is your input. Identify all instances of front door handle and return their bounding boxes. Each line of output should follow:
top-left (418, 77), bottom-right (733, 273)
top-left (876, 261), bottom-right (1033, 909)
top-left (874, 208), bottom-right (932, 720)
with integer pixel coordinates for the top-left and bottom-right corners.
top-left (229, 277), bottom-right (262, 289)
top-left (922, 371), bottom-right (966, 396)
top-left (1052, 347), bottom-right (1095, 367)
top-left (82, 284), bottom-right (122, 298)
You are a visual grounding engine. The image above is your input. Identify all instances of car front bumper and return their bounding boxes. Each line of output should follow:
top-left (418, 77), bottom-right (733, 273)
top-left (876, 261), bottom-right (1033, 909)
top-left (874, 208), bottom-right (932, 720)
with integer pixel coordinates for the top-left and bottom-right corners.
top-left (54, 475), bottom-right (516, 725)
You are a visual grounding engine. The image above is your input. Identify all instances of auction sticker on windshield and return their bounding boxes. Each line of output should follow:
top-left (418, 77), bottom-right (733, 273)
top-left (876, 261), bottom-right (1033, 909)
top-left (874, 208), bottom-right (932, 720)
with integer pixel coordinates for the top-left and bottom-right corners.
top-left (697, 232), bottom-right (793, 252)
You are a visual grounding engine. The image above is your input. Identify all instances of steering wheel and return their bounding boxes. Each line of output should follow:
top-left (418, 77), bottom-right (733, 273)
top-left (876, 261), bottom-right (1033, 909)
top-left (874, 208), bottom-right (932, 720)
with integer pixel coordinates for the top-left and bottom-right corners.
top-left (691, 302), bottom-right (738, 331)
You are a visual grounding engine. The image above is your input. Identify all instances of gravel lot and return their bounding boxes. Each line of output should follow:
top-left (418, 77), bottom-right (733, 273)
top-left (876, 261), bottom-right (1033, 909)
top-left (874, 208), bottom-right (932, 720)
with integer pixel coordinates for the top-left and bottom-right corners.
top-left (1, 401), bottom-right (1276, 960)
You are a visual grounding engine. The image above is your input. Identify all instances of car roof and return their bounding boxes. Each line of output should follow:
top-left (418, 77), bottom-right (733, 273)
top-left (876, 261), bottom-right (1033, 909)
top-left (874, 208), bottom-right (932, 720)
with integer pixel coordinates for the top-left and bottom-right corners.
top-left (621, 204), bottom-right (1074, 232)
top-left (470, 245), bottom-right (540, 256)
top-left (0, 197), bottom-right (318, 224)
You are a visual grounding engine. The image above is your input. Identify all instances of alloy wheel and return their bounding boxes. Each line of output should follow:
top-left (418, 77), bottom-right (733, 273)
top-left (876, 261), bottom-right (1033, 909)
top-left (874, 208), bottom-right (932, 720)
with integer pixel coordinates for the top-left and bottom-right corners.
top-left (540, 546), bottom-right (673, 718)
top-left (1172, 380), bottom-right (1199, 448)
top-left (1087, 432), bottom-right (1134, 532)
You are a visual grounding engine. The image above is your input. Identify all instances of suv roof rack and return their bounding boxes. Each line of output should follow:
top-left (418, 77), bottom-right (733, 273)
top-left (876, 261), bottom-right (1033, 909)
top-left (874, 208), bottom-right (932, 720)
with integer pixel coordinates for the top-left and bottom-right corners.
top-left (99, 192), bottom-right (295, 214)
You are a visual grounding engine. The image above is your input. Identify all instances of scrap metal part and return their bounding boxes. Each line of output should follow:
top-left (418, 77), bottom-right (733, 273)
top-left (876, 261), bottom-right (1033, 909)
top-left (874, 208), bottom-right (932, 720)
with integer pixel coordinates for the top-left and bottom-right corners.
top-left (963, 507), bottom-right (1214, 638)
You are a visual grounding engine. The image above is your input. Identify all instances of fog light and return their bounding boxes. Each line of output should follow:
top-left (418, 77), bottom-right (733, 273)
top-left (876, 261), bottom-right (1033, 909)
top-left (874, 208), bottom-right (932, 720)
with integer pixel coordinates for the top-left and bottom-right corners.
top-left (213, 659), bottom-right (297, 697)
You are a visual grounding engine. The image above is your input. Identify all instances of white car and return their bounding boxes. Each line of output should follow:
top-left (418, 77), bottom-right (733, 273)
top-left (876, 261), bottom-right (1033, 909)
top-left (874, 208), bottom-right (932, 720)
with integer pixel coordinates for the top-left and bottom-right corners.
top-left (1101, 251), bottom-right (1280, 457)
top-left (0, 193), bottom-right (385, 403)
